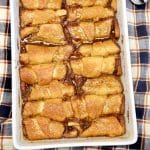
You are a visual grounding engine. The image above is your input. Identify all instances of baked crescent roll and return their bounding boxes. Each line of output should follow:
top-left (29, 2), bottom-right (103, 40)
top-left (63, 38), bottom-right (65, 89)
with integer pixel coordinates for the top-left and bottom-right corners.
top-left (23, 99), bottom-right (73, 120)
top-left (95, 19), bottom-right (113, 39)
top-left (68, 19), bottom-right (113, 43)
top-left (21, 0), bottom-right (63, 10)
top-left (71, 94), bottom-right (124, 119)
top-left (66, 0), bottom-right (109, 7)
top-left (21, 24), bottom-right (66, 45)
top-left (23, 99), bottom-right (74, 121)
top-left (23, 116), bottom-right (124, 140)
top-left (20, 63), bottom-right (66, 85)
top-left (28, 80), bottom-right (74, 100)
top-left (79, 40), bottom-right (120, 57)
top-left (21, 9), bottom-right (67, 27)
top-left (80, 116), bottom-right (125, 137)
top-left (23, 116), bottom-right (64, 140)
top-left (83, 75), bottom-right (123, 95)
top-left (20, 45), bottom-right (73, 65)
top-left (71, 56), bottom-right (117, 77)
top-left (23, 94), bottom-right (124, 120)
top-left (68, 6), bottom-right (114, 22)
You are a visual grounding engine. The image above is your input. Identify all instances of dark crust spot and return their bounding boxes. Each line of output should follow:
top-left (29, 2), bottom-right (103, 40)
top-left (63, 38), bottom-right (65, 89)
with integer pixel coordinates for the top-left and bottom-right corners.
top-left (74, 76), bottom-right (87, 95)
top-left (21, 82), bottom-right (31, 101)
top-left (79, 119), bottom-right (91, 131)
top-left (20, 42), bottom-right (26, 53)
top-left (114, 57), bottom-right (122, 76)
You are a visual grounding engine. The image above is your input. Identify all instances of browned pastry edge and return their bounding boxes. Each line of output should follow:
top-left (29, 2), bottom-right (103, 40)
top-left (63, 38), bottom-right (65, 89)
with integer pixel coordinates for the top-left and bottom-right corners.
top-left (114, 19), bottom-right (120, 39)
top-left (20, 26), bottom-right (39, 40)
top-left (20, 82), bottom-right (31, 101)
top-left (120, 95), bottom-right (125, 114)
top-left (117, 115), bottom-right (126, 134)
top-left (66, 17), bottom-right (116, 44)
top-left (114, 57), bottom-right (122, 76)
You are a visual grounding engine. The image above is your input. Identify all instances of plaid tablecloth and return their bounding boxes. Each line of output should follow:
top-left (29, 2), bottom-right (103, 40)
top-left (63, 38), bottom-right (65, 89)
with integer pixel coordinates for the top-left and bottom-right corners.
top-left (0, 0), bottom-right (150, 149)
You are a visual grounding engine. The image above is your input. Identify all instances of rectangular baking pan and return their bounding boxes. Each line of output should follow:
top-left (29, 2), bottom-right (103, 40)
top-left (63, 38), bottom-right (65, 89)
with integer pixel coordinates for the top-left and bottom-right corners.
top-left (10, 0), bottom-right (138, 149)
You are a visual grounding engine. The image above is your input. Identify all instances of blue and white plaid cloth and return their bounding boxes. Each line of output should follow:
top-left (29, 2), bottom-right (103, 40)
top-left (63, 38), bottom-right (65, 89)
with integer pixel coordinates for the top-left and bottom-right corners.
top-left (0, 0), bottom-right (150, 149)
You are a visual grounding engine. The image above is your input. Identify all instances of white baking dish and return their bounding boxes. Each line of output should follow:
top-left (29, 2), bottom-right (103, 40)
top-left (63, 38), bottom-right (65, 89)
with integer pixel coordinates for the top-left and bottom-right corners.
top-left (10, 0), bottom-right (138, 149)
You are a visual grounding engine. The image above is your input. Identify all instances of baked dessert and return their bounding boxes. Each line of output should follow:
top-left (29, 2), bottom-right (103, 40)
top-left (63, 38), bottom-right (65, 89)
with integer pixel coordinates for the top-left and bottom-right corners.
top-left (67, 19), bottom-right (113, 44)
top-left (22, 80), bottom-right (75, 100)
top-left (23, 116), bottom-right (65, 140)
top-left (70, 56), bottom-right (121, 77)
top-left (20, 45), bottom-right (73, 65)
top-left (23, 94), bottom-right (124, 120)
top-left (20, 0), bottom-right (125, 141)
top-left (21, 24), bottom-right (66, 44)
top-left (23, 116), bottom-right (125, 140)
top-left (20, 63), bottom-right (67, 85)
top-left (82, 75), bottom-right (123, 95)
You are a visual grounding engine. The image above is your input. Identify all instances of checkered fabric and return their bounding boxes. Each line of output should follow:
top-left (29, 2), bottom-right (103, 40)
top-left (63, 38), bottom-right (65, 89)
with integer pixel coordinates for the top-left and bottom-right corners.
top-left (0, 0), bottom-right (149, 149)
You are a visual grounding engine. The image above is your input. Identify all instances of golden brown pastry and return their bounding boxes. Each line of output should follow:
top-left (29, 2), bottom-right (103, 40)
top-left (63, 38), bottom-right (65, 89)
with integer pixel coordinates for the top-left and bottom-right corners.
top-left (23, 116), bottom-right (65, 140)
top-left (80, 116), bottom-right (125, 137)
top-left (28, 80), bottom-right (74, 100)
top-left (72, 94), bottom-right (124, 119)
top-left (23, 94), bottom-right (124, 120)
top-left (20, 63), bottom-right (66, 85)
top-left (68, 19), bottom-right (113, 43)
top-left (114, 19), bottom-right (120, 38)
top-left (21, 9), bottom-right (67, 27)
top-left (95, 18), bottom-right (114, 39)
top-left (20, 27), bottom-right (38, 39)
top-left (111, 0), bottom-right (117, 12)
top-left (21, 24), bottom-right (66, 44)
top-left (68, 22), bottom-right (95, 43)
top-left (79, 40), bottom-right (120, 57)
top-left (21, 0), bottom-right (63, 10)
top-left (71, 56), bottom-right (116, 78)
top-left (68, 6), bottom-right (114, 22)
top-left (82, 75), bottom-right (123, 95)
top-left (23, 99), bottom-right (73, 121)
top-left (20, 45), bottom-right (73, 65)
top-left (66, 0), bottom-right (109, 7)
